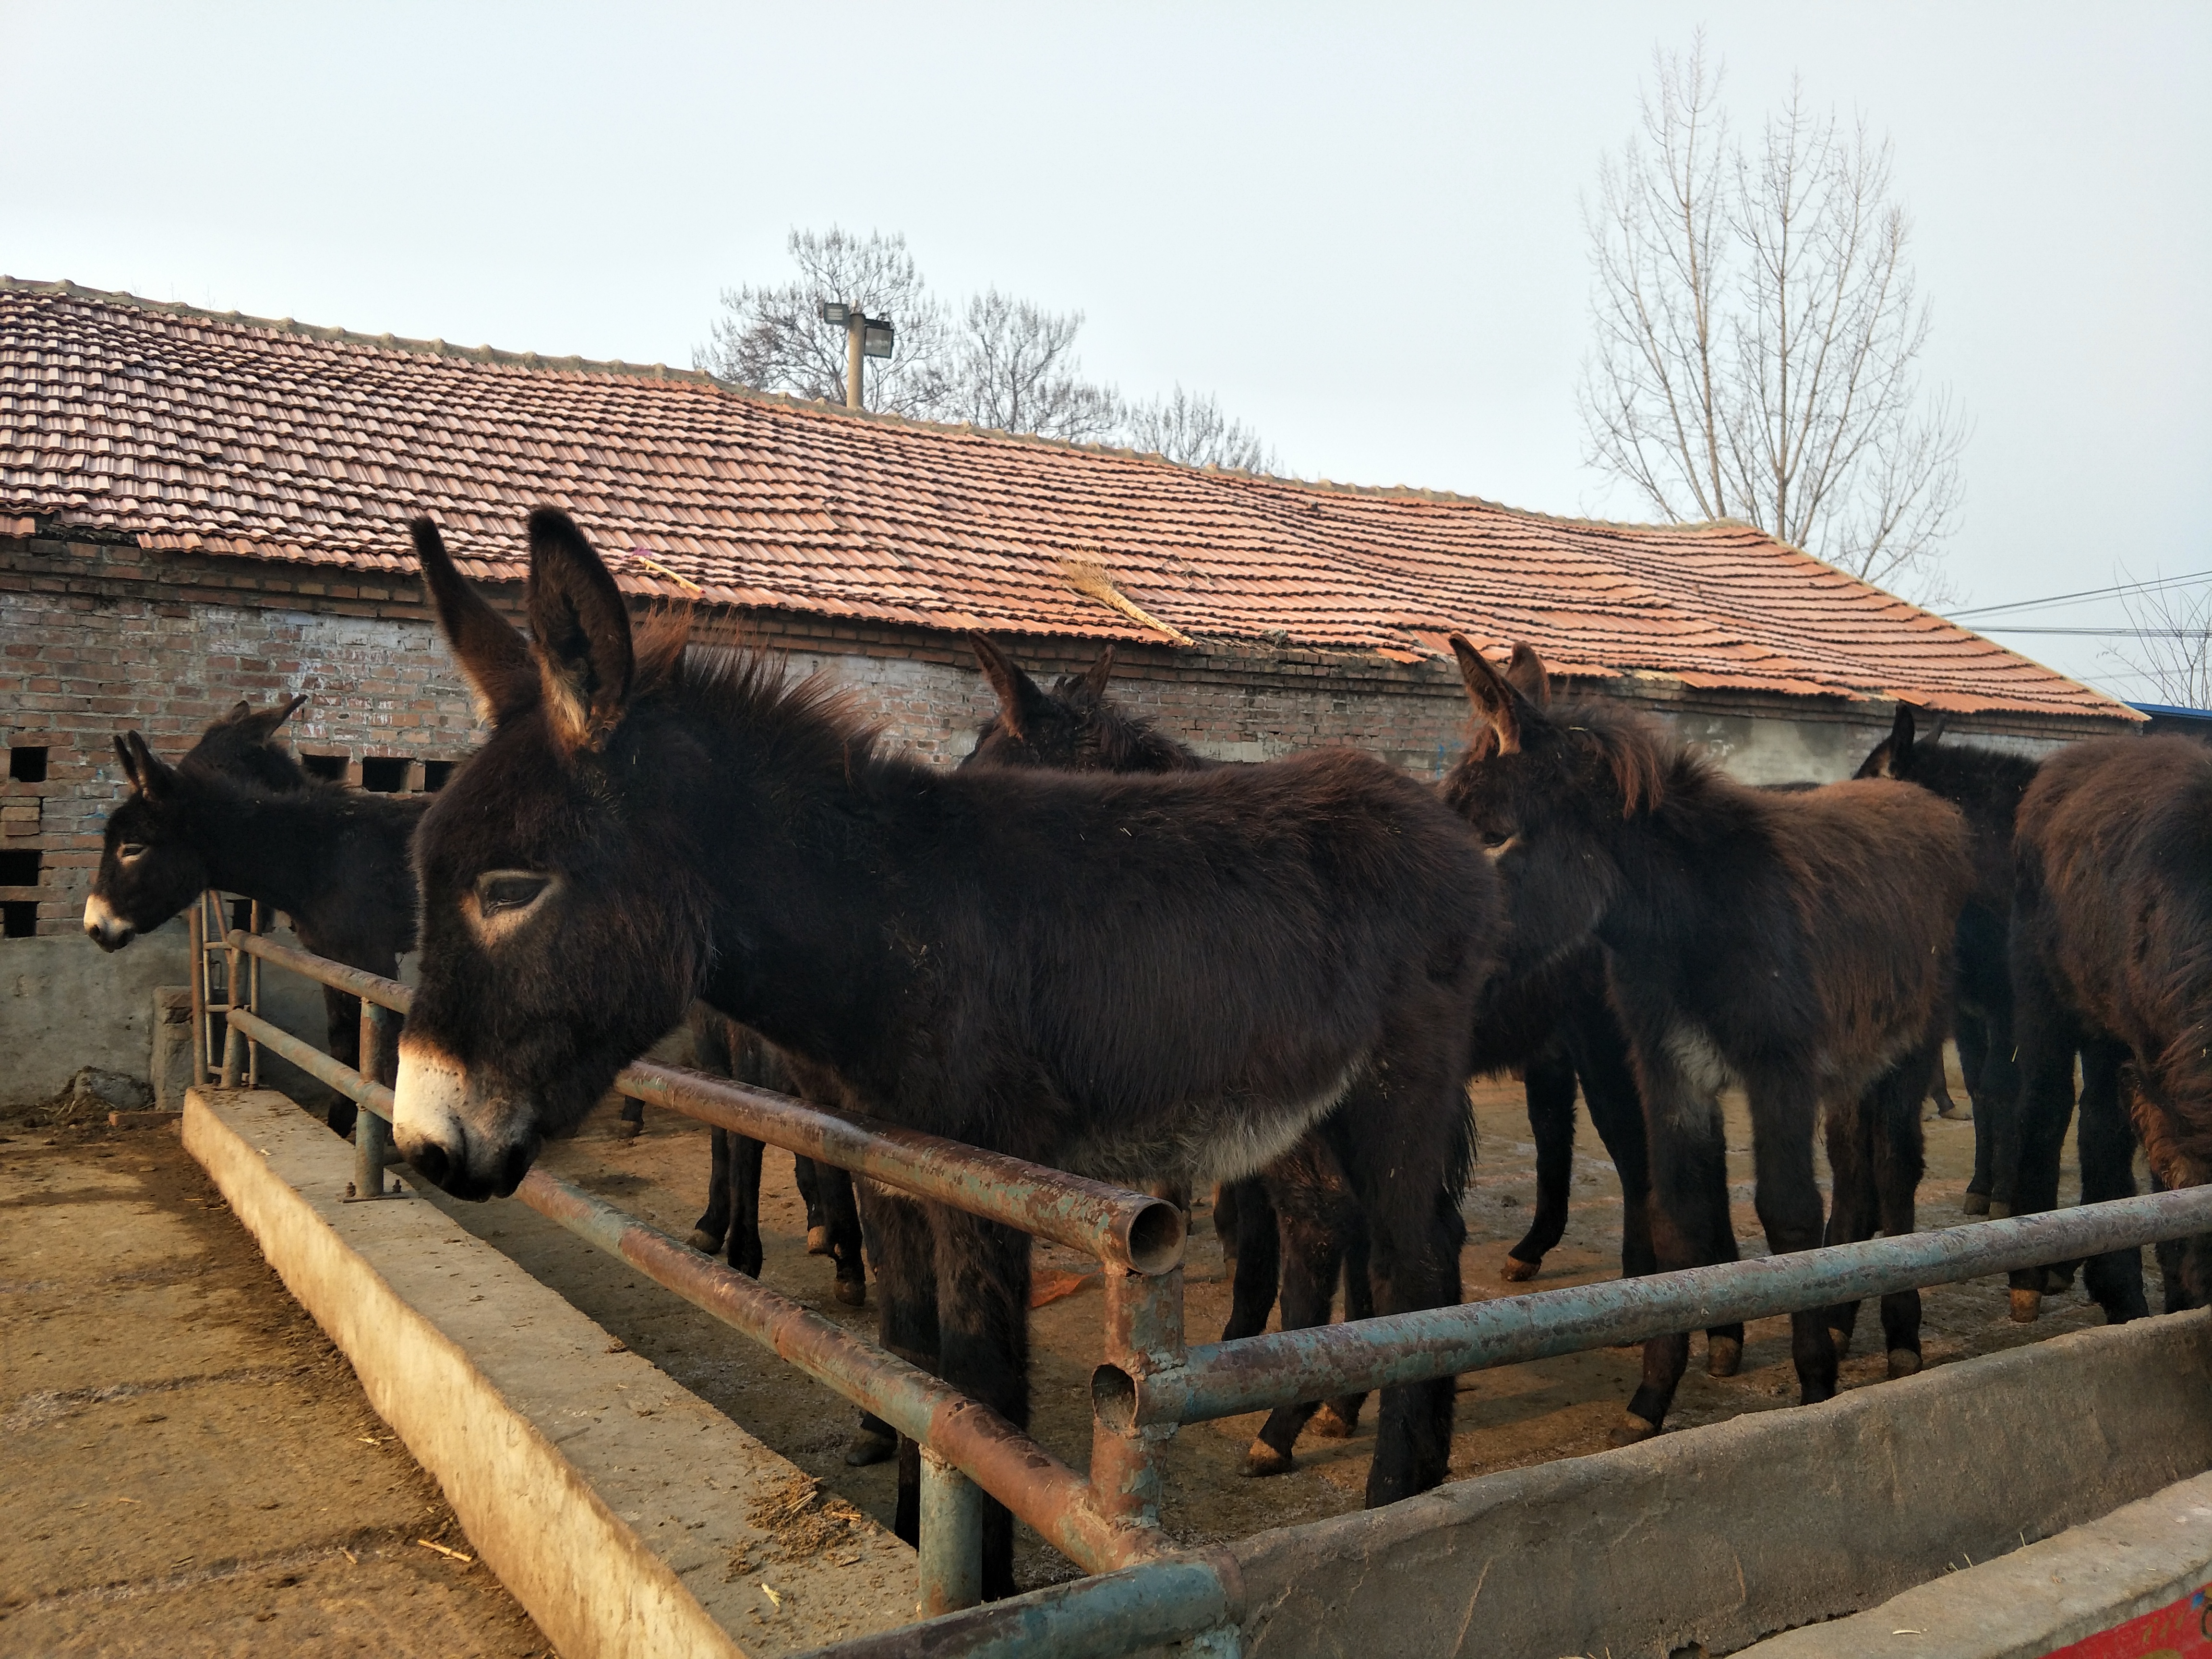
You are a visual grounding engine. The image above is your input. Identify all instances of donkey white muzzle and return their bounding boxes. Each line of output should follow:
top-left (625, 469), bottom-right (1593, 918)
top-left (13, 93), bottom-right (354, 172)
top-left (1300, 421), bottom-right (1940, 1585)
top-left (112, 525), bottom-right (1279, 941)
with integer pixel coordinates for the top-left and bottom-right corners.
top-left (83, 893), bottom-right (135, 951)
top-left (393, 1036), bottom-right (535, 1200)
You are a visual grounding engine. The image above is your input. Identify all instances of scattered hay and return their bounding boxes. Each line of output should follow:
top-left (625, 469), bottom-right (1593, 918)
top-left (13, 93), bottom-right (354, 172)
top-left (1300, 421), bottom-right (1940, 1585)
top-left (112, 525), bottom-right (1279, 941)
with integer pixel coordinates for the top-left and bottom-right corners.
top-left (724, 1473), bottom-right (868, 1580)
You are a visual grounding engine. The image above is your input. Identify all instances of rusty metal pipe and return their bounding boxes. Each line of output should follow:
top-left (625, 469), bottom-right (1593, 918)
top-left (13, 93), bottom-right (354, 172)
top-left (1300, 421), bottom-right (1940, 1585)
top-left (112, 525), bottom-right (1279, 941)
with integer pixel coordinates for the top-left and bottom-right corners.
top-left (788, 1555), bottom-right (1239, 1659)
top-left (615, 1062), bottom-right (1184, 1273)
top-left (918, 1449), bottom-right (985, 1616)
top-left (1111, 1185), bottom-right (2212, 1429)
top-left (228, 1009), bottom-right (397, 1118)
top-left (228, 934), bottom-right (1182, 1273)
top-left (513, 1166), bottom-right (1165, 1578)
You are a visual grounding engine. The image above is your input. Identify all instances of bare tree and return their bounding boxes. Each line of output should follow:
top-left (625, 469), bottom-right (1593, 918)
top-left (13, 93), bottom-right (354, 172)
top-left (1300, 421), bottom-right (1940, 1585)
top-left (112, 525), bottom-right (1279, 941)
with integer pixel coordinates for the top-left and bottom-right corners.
top-left (1125, 385), bottom-right (1277, 472)
top-left (2105, 571), bottom-right (2212, 707)
top-left (694, 227), bottom-right (950, 417)
top-left (938, 289), bottom-right (1123, 442)
top-left (1579, 37), bottom-right (1967, 601)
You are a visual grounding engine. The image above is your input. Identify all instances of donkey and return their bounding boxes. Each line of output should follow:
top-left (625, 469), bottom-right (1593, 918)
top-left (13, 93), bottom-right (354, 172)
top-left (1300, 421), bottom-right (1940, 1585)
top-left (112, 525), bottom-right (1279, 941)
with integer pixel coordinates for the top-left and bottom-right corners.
top-left (85, 707), bottom-right (429, 1134)
top-left (1447, 638), bottom-right (1972, 1442)
top-left (965, 637), bottom-right (1744, 1463)
top-left (397, 509), bottom-right (1498, 1595)
top-left (2009, 735), bottom-right (2212, 1313)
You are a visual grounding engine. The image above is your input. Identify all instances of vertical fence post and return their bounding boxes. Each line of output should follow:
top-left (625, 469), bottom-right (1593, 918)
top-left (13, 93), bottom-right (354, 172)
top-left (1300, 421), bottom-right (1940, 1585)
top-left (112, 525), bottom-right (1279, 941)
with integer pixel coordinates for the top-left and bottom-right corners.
top-left (246, 902), bottom-right (264, 1089)
top-left (353, 1001), bottom-right (398, 1200)
top-left (188, 896), bottom-right (209, 1086)
top-left (917, 1447), bottom-right (985, 1616)
top-left (217, 913), bottom-right (247, 1089)
top-left (1091, 1263), bottom-right (1186, 1531)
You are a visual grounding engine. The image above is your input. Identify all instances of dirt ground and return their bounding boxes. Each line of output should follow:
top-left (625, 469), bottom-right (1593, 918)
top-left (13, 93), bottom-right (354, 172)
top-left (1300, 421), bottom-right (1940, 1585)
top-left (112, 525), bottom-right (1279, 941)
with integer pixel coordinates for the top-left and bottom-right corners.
top-left (414, 1046), bottom-right (2142, 1596)
top-left (0, 1107), bottom-right (546, 1658)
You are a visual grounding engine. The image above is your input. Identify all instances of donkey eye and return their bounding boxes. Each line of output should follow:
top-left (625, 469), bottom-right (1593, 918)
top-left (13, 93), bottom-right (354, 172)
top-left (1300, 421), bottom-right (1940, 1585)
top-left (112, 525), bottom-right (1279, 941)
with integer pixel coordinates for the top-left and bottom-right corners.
top-left (476, 872), bottom-right (551, 917)
top-left (119, 842), bottom-right (148, 862)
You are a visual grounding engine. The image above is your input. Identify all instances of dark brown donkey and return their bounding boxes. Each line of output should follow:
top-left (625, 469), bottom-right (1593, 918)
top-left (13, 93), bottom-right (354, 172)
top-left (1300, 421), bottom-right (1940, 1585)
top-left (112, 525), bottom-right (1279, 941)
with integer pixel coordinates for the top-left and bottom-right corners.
top-left (2010, 735), bottom-right (2212, 1312)
top-left (85, 702), bottom-right (428, 1133)
top-left (964, 636), bottom-right (1745, 1469)
top-left (1855, 709), bottom-right (2151, 1325)
top-left (397, 509), bottom-right (1498, 1597)
top-left (1448, 638), bottom-right (1972, 1442)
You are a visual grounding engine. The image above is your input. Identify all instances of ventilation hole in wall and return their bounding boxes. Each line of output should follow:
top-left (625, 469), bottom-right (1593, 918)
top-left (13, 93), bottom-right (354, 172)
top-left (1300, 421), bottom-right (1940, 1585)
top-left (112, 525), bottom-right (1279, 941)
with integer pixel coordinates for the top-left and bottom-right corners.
top-left (360, 757), bottom-right (409, 793)
top-left (8, 746), bottom-right (48, 783)
top-left (230, 899), bottom-right (254, 937)
top-left (0, 849), bottom-right (40, 886)
top-left (422, 759), bottom-right (457, 793)
top-left (301, 753), bottom-right (347, 782)
top-left (2, 902), bottom-right (36, 938)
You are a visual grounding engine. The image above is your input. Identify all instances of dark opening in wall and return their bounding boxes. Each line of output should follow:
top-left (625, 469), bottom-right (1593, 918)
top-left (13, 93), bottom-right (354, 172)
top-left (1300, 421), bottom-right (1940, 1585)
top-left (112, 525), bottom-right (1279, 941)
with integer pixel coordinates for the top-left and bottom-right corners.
top-left (2, 902), bottom-right (36, 938)
top-left (422, 760), bottom-right (457, 792)
top-left (301, 754), bottom-right (347, 782)
top-left (0, 849), bottom-right (40, 886)
top-left (360, 757), bottom-right (409, 793)
top-left (8, 746), bottom-right (48, 783)
top-left (230, 899), bottom-right (254, 936)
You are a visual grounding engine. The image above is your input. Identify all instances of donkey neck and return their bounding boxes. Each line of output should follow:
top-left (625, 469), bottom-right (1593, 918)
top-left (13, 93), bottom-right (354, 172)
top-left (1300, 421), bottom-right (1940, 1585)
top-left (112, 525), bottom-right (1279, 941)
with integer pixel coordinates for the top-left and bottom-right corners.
top-left (187, 777), bottom-right (392, 923)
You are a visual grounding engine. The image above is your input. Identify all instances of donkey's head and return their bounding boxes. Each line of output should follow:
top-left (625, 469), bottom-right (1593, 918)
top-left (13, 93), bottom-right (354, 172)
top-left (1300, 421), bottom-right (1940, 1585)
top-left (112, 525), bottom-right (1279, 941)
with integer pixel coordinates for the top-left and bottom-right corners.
top-left (964, 636), bottom-right (1119, 770)
top-left (184, 695), bottom-right (311, 792)
top-left (1854, 704), bottom-right (1949, 782)
top-left (85, 733), bottom-right (209, 951)
top-left (1440, 638), bottom-right (1666, 972)
top-left (396, 511), bottom-right (708, 1200)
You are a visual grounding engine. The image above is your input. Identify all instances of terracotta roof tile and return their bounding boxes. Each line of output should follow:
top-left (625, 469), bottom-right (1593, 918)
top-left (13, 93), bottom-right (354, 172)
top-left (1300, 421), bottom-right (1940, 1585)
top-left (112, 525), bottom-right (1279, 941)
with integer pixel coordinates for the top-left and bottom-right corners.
top-left (0, 278), bottom-right (2129, 721)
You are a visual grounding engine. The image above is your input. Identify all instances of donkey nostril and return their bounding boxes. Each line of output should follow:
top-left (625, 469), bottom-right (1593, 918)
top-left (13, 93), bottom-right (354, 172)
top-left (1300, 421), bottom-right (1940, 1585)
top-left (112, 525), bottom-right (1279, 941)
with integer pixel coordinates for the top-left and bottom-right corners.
top-left (407, 1140), bottom-right (452, 1189)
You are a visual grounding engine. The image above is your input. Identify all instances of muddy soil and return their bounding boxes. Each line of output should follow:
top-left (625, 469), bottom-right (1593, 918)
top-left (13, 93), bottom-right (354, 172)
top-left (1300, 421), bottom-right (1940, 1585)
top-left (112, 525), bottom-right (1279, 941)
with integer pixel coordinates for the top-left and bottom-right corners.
top-left (0, 1109), bottom-right (547, 1658)
top-left (417, 1049), bottom-right (2142, 1596)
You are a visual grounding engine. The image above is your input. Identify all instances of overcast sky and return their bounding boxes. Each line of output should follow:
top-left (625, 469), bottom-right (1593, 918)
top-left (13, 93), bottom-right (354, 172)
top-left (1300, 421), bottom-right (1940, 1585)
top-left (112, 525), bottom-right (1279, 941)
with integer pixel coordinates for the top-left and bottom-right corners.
top-left (7, 2), bottom-right (2206, 698)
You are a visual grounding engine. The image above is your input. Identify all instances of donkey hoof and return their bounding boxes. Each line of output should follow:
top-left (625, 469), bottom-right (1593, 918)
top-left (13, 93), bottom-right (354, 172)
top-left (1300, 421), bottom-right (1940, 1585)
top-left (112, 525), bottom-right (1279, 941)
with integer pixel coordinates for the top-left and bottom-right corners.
top-left (1887, 1348), bottom-right (1923, 1379)
top-left (1609, 1411), bottom-right (1662, 1447)
top-left (685, 1229), bottom-right (720, 1254)
top-left (613, 1119), bottom-right (642, 1141)
top-left (1501, 1255), bottom-right (1540, 1283)
top-left (1307, 1401), bottom-right (1358, 1440)
top-left (1987, 1200), bottom-right (2012, 1220)
top-left (1243, 1438), bottom-right (1296, 1477)
top-left (833, 1276), bottom-right (867, 1308)
top-left (806, 1225), bottom-right (834, 1256)
top-left (2009, 1287), bottom-right (2043, 1323)
top-left (1705, 1336), bottom-right (1743, 1378)
top-left (1961, 1191), bottom-right (1990, 1216)
top-left (1827, 1326), bottom-right (1853, 1360)
top-left (843, 1427), bottom-right (898, 1467)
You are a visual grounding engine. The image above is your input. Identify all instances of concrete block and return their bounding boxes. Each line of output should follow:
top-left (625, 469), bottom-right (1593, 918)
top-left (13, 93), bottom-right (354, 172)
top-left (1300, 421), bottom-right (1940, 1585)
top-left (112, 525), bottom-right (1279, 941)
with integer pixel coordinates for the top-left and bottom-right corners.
top-left (1217, 1310), bottom-right (2212, 1659)
top-left (183, 1087), bottom-right (918, 1659)
top-left (151, 983), bottom-right (194, 1110)
top-left (0, 920), bottom-right (191, 1106)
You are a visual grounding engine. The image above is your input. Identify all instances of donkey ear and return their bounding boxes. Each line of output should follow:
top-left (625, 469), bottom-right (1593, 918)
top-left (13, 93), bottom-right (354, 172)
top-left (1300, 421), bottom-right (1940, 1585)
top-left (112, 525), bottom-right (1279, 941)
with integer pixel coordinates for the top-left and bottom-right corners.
top-left (114, 733), bottom-right (141, 792)
top-left (1503, 642), bottom-right (1552, 706)
top-left (526, 507), bottom-right (635, 754)
top-left (123, 731), bottom-right (178, 802)
top-left (413, 516), bottom-right (539, 728)
top-left (1858, 704), bottom-right (1916, 780)
top-left (970, 634), bottom-right (1047, 740)
top-left (236, 693), bottom-right (308, 743)
top-left (1079, 645), bottom-right (1117, 702)
top-left (1449, 636), bottom-right (1528, 757)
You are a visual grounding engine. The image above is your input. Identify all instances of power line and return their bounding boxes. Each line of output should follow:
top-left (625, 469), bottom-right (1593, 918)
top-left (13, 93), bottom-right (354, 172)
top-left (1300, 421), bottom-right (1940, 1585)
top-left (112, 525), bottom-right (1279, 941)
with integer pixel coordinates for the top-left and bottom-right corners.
top-left (1948, 567), bottom-right (2212, 621)
top-left (1980, 625), bottom-right (2212, 639)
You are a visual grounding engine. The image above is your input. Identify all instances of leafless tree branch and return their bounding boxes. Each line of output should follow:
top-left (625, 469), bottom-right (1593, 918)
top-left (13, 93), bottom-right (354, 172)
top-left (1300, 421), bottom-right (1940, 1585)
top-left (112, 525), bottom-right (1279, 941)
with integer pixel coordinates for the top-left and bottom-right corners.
top-left (2104, 568), bottom-right (2212, 707)
top-left (1124, 384), bottom-right (1277, 472)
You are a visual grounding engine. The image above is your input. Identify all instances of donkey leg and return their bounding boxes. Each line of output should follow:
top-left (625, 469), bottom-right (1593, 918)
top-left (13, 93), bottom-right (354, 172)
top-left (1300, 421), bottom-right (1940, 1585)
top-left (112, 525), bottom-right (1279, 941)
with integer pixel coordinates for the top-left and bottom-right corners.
top-left (1336, 1055), bottom-right (1470, 1506)
top-left (1821, 1090), bottom-right (1879, 1359)
top-left (323, 986), bottom-right (361, 1137)
top-left (726, 1135), bottom-right (765, 1279)
top-left (1312, 1215), bottom-right (1374, 1438)
top-left (2006, 964), bottom-right (2082, 1320)
top-left (817, 1161), bottom-right (868, 1308)
top-left (2078, 1039), bottom-right (2151, 1322)
top-left (927, 1203), bottom-right (1031, 1601)
top-left (1869, 1056), bottom-right (1930, 1377)
top-left (1245, 1175), bottom-right (1346, 1475)
top-left (1219, 1178), bottom-right (1282, 1342)
top-left (793, 1154), bottom-right (832, 1254)
top-left (1744, 1072), bottom-right (1838, 1408)
top-left (854, 1187), bottom-right (936, 1485)
top-left (1213, 1181), bottom-right (1242, 1271)
top-left (1506, 1042), bottom-right (1578, 1280)
top-left (689, 1127), bottom-right (733, 1252)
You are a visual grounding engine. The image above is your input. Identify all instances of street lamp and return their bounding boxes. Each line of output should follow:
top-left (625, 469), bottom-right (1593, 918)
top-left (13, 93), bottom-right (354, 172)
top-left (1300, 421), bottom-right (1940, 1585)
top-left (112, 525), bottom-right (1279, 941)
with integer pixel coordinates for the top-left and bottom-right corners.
top-left (818, 301), bottom-right (896, 411)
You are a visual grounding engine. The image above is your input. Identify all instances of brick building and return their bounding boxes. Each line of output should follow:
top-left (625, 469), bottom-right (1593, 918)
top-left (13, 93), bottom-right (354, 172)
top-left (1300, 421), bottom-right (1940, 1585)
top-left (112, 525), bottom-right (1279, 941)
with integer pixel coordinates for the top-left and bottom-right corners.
top-left (1, 276), bottom-right (2138, 957)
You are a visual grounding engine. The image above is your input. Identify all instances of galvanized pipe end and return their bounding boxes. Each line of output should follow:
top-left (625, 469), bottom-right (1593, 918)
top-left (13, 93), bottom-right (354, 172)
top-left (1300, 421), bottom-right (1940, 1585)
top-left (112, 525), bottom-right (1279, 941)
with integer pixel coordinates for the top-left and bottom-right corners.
top-left (1119, 1200), bottom-right (1186, 1275)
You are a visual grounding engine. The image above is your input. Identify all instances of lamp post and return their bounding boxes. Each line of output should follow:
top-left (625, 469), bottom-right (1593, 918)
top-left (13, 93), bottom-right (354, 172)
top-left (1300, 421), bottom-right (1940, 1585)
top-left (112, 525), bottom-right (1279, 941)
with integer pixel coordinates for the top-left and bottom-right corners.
top-left (819, 302), bottom-right (896, 411)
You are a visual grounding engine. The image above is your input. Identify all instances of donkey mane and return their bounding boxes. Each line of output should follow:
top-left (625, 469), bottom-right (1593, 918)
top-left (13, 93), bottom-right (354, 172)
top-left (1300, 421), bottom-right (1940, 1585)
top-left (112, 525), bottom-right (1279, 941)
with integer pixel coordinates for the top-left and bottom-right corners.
top-left (1461, 692), bottom-right (1683, 819)
top-left (1041, 673), bottom-right (1213, 772)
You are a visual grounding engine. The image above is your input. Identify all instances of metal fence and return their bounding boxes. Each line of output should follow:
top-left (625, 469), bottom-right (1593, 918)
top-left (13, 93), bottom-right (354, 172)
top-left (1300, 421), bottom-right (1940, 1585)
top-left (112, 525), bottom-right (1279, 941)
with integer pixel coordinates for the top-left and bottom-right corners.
top-left (201, 909), bottom-right (2212, 1659)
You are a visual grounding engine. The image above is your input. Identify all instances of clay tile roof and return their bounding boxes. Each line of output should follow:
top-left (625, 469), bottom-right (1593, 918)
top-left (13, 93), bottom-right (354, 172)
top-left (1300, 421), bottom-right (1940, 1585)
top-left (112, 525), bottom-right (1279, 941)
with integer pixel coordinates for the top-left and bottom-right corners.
top-left (0, 278), bottom-right (2131, 722)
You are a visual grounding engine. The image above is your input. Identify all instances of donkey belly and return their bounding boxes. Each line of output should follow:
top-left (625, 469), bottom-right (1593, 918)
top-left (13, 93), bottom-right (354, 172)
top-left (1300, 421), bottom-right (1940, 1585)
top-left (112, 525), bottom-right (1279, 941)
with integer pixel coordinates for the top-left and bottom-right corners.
top-left (1055, 1064), bottom-right (1362, 1189)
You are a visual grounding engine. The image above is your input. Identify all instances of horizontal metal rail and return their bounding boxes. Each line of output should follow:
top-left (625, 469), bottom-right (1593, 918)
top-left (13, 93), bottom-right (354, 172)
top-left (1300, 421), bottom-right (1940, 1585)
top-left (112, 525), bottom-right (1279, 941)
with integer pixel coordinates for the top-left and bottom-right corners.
top-left (1106, 1185), bottom-right (2212, 1429)
top-left (515, 1168), bottom-right (1163, 1575)
top-left (223, 931), bottom-right (1181, 1271)
top-left (231, 1008), bottom-right (396, 1118)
